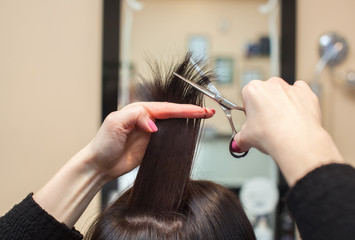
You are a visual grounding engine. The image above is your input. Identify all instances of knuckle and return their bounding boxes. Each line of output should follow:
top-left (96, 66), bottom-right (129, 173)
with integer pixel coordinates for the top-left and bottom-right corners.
top-left (242, 80), bottom-right (262, 96)
top-left (132, 104), bottom-right (147, 117)
top-left (162, 101), bottom-right (170, 112)
top-left (268, 76), bottom-right (284, 84)
top-left (294, 80), bottom-right (308, 88)
top-left (248, 79), bottom-right (261, 87)
top-left (104, 111), bottom-right (118, 125)
top-left (106, 112), bottom-right (116, 121)
top-left (126, 102), bottom-right (145, 111)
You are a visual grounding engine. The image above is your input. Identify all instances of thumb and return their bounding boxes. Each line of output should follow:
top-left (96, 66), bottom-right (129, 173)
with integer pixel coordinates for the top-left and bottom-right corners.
top-left (146, 118), bottom-right (158, 133)
top-left (135, 115), bottom-right (159, 133)
top-left (232, 130), bottom-right (251, 153)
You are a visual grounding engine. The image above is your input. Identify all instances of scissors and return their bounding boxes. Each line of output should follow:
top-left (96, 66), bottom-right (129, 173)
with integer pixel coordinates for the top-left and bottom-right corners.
top-left (173, 69), bottom-right (248, 158)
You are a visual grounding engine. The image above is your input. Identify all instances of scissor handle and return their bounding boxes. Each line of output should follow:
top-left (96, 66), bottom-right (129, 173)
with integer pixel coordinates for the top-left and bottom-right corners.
top-left (229, 135), bottom-right (249, 158)
top-left (223, 109), bottom-right (248, 158)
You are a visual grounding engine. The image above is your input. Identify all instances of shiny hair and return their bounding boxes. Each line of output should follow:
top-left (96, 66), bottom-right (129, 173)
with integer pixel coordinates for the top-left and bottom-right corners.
top-left (86, 53), bottom-right (255, 240)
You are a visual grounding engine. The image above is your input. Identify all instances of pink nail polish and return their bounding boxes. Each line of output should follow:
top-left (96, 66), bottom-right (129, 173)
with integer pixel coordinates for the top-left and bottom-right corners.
top-left (147, 119), bottom-right (158, 132)
top-left (231, 140), bottom-right (242, 153)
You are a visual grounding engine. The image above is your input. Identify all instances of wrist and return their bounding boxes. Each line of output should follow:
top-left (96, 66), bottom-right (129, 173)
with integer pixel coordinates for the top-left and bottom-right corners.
top-left (72, 144), bottom-right (110, 185)
top-left (34, 147), bottom-right (107, 228)
top-left (270, 126), bottom-right (344, 187)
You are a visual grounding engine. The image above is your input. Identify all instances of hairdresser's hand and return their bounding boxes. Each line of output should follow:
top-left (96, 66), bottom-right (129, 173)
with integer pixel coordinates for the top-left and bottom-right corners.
top-left (233, 77), bottom-right (344, 186)
top-left (86, 102), bottom-right (214, 181)
top-left (34, 102), bottom-right (213, 228)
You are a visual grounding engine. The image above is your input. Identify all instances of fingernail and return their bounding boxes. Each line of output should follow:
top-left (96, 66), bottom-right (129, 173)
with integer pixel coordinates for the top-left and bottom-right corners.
top-left (147, 118), bottom-right (158, 132)
top-left (231, 140), bottom-right (242, 153)
top-left (203, 108), bottom-right (215, 118)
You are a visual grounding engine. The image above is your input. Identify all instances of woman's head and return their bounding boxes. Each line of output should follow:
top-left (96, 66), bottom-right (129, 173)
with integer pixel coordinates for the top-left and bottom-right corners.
top-left (87, 181), bottom-right (254, 239)
top-left (86, 53), bottom-right (255, 240)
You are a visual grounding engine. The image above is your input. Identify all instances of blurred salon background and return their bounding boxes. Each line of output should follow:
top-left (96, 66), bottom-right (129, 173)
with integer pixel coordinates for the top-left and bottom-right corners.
top-left (1, 0), bottom-right (354, 239)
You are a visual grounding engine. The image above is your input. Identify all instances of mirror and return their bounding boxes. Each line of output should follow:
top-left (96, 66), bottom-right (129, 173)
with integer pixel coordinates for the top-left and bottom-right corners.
top-left (119, 0), bottom-right (279, 185)
top-left (101, 0), bottom-right (296, 238)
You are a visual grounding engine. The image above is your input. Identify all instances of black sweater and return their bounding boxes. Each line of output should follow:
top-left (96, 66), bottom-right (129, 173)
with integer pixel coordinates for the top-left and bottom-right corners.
top-left (286, 163), bottom-right (355, 239)
top-left (1, 163), bottom-right (355, 240)
top-left (0, 193), bottom-right (82, 240)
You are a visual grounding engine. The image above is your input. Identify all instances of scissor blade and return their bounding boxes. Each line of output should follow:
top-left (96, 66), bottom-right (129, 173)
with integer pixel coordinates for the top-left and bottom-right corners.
top-left (206, 82), bottom-right (222, 98)
top-left (173, 72), bottom-right (245, 112)
top-left (207, 82), bottom-right (245, 111)
top-left (173, 72), bottom-right (217, 99)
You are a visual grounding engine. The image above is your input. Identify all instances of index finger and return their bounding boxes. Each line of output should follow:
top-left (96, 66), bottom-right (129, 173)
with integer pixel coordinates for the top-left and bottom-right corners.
top-left (137, 102), bottom-right (215, 119)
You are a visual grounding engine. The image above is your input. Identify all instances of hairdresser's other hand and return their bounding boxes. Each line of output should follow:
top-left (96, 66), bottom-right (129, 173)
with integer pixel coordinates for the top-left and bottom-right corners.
top-left (234, 77), bottom-right (344, 186)
top-left (86, 102), bottom-right (214, 181)
top-left (34, 102), bottom-right (213, 228)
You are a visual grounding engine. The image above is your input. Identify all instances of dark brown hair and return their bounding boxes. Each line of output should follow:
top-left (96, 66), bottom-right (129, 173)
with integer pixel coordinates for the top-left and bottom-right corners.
top-left (86, 53), bottom-right (255, 240)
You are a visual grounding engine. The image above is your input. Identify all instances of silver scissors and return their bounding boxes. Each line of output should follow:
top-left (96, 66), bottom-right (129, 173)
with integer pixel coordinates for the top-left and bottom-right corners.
top-left (173, 70), bottom-right (248, 158)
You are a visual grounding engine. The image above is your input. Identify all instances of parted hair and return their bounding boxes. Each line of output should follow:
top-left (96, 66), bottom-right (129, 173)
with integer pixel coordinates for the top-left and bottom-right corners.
top-left (86, 53), bottom-right (256, 240)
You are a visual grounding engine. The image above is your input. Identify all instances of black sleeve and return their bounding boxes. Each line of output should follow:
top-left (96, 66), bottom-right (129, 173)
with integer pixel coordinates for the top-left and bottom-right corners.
top-left (287, 163), bottom-right (355, 240)
top-left (0, 193), bottom-right (83, 240)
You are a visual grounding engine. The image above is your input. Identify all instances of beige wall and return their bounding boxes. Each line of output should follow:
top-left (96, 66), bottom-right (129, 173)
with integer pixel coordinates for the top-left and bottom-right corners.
top-left (0, 0), bottom-right (102, 232)
top-left (297, 0), bottom-right (355, 164)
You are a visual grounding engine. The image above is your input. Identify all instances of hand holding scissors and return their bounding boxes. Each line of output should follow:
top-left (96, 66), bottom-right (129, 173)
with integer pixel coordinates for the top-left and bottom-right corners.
top-left (173, 72), bottom-right (248, 158)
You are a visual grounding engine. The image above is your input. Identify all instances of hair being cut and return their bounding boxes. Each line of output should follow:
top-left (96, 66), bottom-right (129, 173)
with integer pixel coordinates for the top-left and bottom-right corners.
top-left (86, 52), bottom-right (256, 240)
